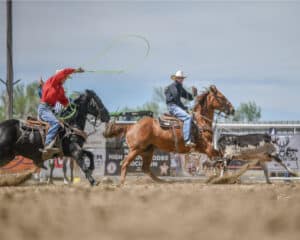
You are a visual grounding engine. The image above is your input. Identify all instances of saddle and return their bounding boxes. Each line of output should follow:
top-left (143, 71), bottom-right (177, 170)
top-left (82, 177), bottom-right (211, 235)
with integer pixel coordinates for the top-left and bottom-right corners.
top-left (159, 113), bottom-right (181, 129)
top-left (25, 116), bottom-right (50, 132)
top-left (19, 116), bottom-right (50, 135)
top-left (17, 116), bottom-right (52, 149)
top-left (159, 113), bottom-right (201, 151)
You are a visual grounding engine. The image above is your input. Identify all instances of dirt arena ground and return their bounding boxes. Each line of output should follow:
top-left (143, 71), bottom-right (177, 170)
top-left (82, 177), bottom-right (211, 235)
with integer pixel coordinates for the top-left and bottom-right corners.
top-left (1, 178), bottom-right (300, 240)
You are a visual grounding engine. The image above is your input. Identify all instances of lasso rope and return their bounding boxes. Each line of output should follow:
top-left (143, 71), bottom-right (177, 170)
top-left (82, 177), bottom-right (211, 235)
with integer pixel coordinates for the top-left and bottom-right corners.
top-left (56, 101), bottom-right (77, 121)
top-left (83, 34), bottom-right (150, 74)
top-left (62, 35), bottom-right (150, 117)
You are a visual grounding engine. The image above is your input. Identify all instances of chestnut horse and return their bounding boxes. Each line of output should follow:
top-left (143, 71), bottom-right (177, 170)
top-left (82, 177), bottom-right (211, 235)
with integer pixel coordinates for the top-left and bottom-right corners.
top-left (104, 85), bottom-right (235, 184)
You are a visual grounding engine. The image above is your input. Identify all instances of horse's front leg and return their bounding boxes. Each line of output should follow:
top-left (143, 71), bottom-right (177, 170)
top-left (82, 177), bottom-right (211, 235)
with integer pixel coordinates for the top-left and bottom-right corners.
top-left (70, 146), bottom-right (97, 186)
top-left (205, 142), bottom-right (222, 159)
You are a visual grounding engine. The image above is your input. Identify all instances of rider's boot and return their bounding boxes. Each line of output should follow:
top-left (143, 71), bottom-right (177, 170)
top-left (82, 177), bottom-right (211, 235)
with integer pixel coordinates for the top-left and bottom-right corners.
top-left (185, 140), bottom-right (196, 148)
top-left (40, 138), bottom-right (60, 160)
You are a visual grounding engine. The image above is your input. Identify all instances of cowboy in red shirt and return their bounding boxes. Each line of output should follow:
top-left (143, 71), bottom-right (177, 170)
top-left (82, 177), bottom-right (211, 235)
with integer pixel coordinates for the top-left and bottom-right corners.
top-left (38, 67), bottom-right (84, 155)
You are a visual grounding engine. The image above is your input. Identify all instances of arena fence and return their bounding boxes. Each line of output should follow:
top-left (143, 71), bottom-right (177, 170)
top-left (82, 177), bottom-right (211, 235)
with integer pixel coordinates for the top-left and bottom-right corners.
top-left (1, 120), bottom-right (300, 181)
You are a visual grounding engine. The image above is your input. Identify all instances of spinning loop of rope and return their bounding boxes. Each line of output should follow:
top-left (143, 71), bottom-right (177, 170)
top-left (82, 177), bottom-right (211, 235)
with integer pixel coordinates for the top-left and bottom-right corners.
top-left (83, 34), bottom-right (150, 74)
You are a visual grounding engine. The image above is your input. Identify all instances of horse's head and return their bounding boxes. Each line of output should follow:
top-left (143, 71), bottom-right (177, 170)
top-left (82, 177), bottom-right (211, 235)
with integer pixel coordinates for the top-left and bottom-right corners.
top-left (84, 90), bottom-right (110, 123)
top-left (71, 90), bottom-right (110, 123)
top-left (195, 85), bottom-right (235, 116)
top-left (207, 85), bottom-right (235, 115)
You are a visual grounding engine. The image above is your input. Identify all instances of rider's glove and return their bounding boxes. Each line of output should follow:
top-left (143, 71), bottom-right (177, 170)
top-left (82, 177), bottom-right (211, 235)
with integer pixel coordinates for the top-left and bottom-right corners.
top-left (75, 67), bottom-right (85, 73)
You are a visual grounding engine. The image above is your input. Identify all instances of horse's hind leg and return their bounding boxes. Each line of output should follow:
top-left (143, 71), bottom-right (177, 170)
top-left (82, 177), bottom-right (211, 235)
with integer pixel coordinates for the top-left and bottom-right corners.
top-left (70, 158), bottom-right (74, 183)
top-left (63, 157), bottom-right (69, 184)
top-left (48, 159), bottom-right (54, 184)
top-left (141, 147), bottom-right (166, 183)
top-left (120, 149), bottom-right (140, 185)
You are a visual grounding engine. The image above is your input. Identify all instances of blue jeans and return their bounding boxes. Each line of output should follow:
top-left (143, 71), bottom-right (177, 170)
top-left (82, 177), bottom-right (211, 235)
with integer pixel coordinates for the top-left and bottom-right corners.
top-left (167, 104), bottom-right (192, 142)
top-left (38, 103), bottom-right (61, 146)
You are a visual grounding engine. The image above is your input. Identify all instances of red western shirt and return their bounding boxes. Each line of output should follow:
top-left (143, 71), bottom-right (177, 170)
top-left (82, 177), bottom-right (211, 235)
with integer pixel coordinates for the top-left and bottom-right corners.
top-left (41, 68), bottom-right (75, 107)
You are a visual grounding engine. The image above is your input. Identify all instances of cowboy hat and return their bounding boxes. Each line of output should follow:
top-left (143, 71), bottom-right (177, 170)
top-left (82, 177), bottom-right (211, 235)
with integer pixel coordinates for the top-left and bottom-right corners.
top-left (171, 70), bottom-right (187, 80)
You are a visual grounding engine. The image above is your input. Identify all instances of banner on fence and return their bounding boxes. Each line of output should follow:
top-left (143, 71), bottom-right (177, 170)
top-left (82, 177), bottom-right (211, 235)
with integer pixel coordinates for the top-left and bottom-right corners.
top-left (105, 138), bottom-right (170, 176)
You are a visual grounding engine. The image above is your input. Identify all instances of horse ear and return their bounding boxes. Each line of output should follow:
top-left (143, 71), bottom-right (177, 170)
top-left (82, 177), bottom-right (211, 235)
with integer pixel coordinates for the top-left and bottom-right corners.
top-left (209, 85), bottom-right (217, 93)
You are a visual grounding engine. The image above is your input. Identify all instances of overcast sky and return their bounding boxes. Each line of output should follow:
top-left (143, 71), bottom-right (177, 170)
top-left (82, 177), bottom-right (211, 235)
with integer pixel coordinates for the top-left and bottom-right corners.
top-left (0, 0), bottom-right (300, 120)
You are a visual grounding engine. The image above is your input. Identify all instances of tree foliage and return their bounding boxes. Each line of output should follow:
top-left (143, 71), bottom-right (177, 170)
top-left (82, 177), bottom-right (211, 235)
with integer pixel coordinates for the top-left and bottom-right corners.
top-left (120, 86), bottom-right (167, 117)
top-left (232, 101), bottom-right (261, 122)
top-left (0, 82), bottom-right (40, 121)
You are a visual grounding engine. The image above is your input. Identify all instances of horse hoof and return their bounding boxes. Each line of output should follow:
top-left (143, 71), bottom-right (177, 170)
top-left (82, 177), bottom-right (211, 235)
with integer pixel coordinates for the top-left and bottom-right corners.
top-left (63, 179), bottom-right (70, 185)
top-left (90, 180), bottom-right (100, 187)
top-left (47, 180), bottom-right (54, 185)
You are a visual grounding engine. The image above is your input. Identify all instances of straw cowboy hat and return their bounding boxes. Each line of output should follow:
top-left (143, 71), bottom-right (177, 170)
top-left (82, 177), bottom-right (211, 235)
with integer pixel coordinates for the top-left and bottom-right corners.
top-left (171, 70), bottom-right (187, 80)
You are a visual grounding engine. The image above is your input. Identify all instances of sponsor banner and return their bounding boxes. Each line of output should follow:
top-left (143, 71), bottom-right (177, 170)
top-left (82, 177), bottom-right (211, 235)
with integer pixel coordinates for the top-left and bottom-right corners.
top-left (105, 147), bottom-right (122, 176)
top-left (126, 148), bottom-right (170, 176)
top-left (105, 139), bottom-right (170, 176)
top-left (0, 156), bottom-right (36, 174)
top-left (267, 134), bottom-right (300, 175)
top-left (87, 148), bottom-right (106, 177)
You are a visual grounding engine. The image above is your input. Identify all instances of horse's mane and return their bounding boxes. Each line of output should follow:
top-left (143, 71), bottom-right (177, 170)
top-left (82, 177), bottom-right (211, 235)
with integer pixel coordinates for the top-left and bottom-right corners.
top-left (85, 89), bottom-right (104, 108)
top-left (193, 90), bottom-right (209, 110)
top-left (59, 90), bottom-right (103, 119)
top-left (71, 90), bottom-right (103, 106)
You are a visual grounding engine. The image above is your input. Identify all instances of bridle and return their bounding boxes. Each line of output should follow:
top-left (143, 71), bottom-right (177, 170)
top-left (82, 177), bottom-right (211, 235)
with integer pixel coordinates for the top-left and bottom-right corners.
top-left (86, 95), bottom-right (108, 135)
top-left (210, 90), bottom-right (231, 116)
top-left (193, 89), bottom-right (231, 133)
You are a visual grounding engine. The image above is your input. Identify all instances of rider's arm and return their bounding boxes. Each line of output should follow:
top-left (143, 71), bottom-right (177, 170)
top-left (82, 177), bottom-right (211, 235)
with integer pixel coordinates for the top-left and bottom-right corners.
top-left (50, 68), bottom-right (76, 86)
top-left (57, 88), bottom-right (69, 107)
top-left (181, 87), bottom-right (193, 101)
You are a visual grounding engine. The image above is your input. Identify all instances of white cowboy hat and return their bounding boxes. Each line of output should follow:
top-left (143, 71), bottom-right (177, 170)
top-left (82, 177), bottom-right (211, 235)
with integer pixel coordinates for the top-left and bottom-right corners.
top-left (171, 70), bottom-right (187, 80)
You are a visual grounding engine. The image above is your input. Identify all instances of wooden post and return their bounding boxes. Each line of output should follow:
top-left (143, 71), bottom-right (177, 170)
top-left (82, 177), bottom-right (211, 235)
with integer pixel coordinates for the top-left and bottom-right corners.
top-left (6, 0), bottom-right (13, 119)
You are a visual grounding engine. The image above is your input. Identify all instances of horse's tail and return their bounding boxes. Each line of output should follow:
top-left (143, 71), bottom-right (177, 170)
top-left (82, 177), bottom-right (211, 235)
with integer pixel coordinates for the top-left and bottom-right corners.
top-left (103, 122), bottom-right (129, 138)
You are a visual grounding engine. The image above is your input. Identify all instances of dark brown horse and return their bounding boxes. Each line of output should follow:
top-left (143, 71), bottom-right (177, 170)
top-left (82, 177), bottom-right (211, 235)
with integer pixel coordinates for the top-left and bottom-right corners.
top-left (104, 85), bottom-right (235, 184)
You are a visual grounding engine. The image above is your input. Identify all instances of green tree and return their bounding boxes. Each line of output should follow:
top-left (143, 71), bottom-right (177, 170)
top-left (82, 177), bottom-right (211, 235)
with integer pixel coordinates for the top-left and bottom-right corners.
top-left (118, 101), bottom-right (160, 118)
top-left (152, 86), bottom-right (166, 103)
top-left (137, 101), bottom-right (160, 117)
top-left (151, 86), bottom-right (167, 115)
top-left (0, 82), bottom-right (40, 121)
top-left (0, 105), bottom-right (5, 121)
top-left (232, 101), bottom-right (261, 122)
